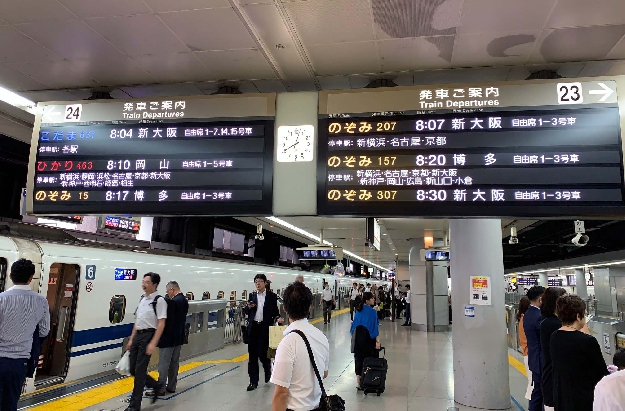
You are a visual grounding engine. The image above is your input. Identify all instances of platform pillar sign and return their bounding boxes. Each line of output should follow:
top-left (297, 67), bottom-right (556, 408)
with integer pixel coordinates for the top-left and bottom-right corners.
top-left (469, 276), bottom-right (491, 306)
top-left (450, 219), bottom-right (510, 410)
top-left (317, 77), bottom-right (625, 219)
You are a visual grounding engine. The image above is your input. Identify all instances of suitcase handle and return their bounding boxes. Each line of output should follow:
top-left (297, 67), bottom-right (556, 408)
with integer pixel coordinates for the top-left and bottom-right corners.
top-left (377, 347), bottom-right (385, 358)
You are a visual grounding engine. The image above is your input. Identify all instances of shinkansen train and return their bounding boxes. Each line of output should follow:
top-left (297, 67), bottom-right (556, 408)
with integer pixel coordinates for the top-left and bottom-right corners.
top-left (0, 228), bottom-right (388, 391)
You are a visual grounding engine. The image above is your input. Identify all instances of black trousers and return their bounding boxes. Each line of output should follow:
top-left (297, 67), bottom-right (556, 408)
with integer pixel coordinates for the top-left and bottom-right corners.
top-left (248, 322), bottom-right (271, 385)
top-left (350, 299), bottom-right (356, 320)
top-left (0, 357), bottom-right (28, 411)
top-left (529, 371), bottom-right (543, 411)
top-left (129, 331), bottom-right (161, 410)
top-left (323, 301), bottom-right (333, 323)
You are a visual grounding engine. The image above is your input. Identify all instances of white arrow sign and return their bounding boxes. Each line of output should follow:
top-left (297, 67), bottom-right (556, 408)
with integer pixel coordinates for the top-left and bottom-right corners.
top-left (589, 82), bottom-right (614, 102)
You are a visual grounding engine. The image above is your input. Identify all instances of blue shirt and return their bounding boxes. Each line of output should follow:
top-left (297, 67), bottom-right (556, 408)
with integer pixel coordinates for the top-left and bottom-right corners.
top-left (350, 305), bottom-right (379, 339)
top-left (0, 285), bottom-right (50, 359)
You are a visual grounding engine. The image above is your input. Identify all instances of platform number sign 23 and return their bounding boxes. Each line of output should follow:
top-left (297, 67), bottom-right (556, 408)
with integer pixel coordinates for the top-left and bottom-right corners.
top-left (557, 83), bottom-right (583, 105)
top-left (64, 104), bottom-right (82, 122)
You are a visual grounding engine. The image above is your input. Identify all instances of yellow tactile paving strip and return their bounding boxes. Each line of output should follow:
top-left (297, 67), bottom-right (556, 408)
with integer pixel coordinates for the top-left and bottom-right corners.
top-left (28, 308), bottom-right (350, 411)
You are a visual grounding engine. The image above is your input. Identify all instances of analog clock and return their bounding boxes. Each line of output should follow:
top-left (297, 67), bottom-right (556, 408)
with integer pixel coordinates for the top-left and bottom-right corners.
top-left (277, 125), bottom-right (314, 162)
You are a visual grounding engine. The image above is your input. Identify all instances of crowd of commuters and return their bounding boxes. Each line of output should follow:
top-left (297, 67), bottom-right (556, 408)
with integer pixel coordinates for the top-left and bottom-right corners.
top-left (518, 285), bottom-right (623, 411)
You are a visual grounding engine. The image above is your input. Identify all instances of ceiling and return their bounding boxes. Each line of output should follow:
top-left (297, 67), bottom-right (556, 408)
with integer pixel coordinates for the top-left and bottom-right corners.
top-left (238, 216), bottom-right (536, 270)
top-left (0, 0), bottom-right (624, 102)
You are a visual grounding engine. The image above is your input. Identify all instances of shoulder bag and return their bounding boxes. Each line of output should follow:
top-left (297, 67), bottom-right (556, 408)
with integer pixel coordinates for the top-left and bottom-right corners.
top-left (290, 330), bottom-right (345, 411)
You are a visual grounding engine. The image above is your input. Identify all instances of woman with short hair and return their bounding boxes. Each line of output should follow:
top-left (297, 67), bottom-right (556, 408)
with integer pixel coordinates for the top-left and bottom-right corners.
top-left (350, 292), bottom-right (380, 390)
top-left (550, 295), bottom-right (608, 411)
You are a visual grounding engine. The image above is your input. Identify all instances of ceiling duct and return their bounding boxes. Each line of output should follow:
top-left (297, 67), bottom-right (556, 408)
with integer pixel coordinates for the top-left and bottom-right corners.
top-left (525, 70), bottom-right (563, 80)
top-left (86, 91), bottom-right (113, 100)
top-left (211, 85), bottom-right (243, 95)
top-left (365, 78), bottom-right (398, 88)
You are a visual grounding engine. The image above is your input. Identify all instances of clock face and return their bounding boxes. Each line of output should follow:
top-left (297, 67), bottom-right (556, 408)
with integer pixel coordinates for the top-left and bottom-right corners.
top-left (277, 125), bottom-right (314, 162)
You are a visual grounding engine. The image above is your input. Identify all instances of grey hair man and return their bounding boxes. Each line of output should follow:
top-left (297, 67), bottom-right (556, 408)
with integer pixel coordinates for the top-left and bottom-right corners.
top-left (295, 274), bottom-right (305, 283)
top-left (148, 281), bottom-right (189, 397)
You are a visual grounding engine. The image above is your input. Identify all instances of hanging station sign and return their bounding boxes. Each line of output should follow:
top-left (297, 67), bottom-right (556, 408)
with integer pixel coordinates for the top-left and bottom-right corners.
top-left (317, 80), bottom-right (624, 217)
top-left (27, 95), bottom-right (275, 216)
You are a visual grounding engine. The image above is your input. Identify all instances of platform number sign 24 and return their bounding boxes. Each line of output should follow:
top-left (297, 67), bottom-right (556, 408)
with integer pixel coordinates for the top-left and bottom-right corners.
top-left (557, 83), bottom-right (583, 105)
top-left (64, 104), bottom-right (82, 122)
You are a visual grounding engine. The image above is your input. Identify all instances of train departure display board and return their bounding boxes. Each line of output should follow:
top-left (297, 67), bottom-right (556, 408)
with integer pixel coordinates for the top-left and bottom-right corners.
top-left (29, 96), bottom-right (275, 216)
top-left (318, 106), bottom-right (624, 217)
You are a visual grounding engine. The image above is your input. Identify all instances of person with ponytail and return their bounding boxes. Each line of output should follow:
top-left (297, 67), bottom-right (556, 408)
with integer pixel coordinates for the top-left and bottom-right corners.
top-left (349, 292), bottom-right (381, 390)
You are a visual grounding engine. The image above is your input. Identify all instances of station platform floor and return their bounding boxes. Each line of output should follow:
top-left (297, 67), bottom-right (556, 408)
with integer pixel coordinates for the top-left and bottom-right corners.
top-left (24, 309), bottom-right (530, 411)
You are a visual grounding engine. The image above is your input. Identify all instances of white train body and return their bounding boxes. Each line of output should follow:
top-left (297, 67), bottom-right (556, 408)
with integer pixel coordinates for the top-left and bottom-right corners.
top-left (0, 234), bottom-right (388, 389)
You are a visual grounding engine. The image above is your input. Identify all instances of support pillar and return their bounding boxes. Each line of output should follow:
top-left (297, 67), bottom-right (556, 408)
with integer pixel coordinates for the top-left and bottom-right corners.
top-left (450, 219), bottom-right (510, 409)
top-left (408, 238), bottom-right (426, 330)
top-left (137, 217), bottom-right (153, 242)
top-left (575, 268), bottom-right (588, 299)
top-left (539, 272), bottom-right (549, 288)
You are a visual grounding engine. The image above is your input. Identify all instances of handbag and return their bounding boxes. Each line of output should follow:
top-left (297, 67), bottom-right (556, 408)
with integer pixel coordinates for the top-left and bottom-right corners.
top-left (267, 324), bottom-right (288, 359)
top-left (115, 351), bottom-right (131, 376)
top-left (290, 330), bottom-right (345, 411)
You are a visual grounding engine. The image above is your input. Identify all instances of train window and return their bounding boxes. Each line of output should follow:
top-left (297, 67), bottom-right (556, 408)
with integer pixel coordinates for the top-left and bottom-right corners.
top-left (230, 291), bottom-right (236, 301)
top-left (242, 290), bottom-right (248, 301)
top-left (217, 291), bottom-right (224, 299)
top-left (202, 291), bottom-right (210, 300)
top-left (109, 295), bottom-right (127, 324)
top-left (186, 292), bottom-right (194, 301)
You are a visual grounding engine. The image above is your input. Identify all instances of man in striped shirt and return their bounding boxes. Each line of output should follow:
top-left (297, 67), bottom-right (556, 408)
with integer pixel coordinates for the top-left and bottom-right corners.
top-left (0, 259), bottom-right (50, 411)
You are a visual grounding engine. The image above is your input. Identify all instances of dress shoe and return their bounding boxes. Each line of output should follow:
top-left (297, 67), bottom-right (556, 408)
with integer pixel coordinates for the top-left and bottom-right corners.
top-left (166, 389), bottom-right (176, 394)
top-left (265, 374), bottom-right (271, 383)
top-left (247, 383), bottom-right (258, 391)
top-left (145, 389), bottom-right (166, 397)
top-left (149, 384), bottom-right (163, 404)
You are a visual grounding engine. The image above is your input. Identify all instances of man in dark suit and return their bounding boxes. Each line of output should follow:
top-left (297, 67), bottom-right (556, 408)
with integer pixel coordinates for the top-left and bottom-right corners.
top-left (244, 273), bottom-right (283, 391)
top-left (150, 281), bottom-right (189, 396)
top-left (524, 285), bottom-right (546, 411)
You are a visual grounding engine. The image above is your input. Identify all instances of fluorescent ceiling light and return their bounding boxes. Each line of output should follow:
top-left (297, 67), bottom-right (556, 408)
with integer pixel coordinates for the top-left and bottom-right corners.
top-left (266, 216), bottom-right (386, 272)
top-left (0, 86), bottom-right (36, 114)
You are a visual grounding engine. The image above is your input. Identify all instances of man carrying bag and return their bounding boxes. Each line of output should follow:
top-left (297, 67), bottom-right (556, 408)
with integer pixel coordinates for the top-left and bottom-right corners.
top-left (271, 282), bottom-right (344, 411)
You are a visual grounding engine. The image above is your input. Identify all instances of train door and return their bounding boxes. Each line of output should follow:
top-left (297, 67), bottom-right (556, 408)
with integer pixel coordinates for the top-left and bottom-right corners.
top-left (36, 263), bottom-right (80, 385)
top-left (0, 258), bottom-right (7, 291)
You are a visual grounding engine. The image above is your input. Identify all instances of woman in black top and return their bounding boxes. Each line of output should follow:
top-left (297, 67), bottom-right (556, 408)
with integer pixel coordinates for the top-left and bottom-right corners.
top-left (540, 287), bottom-right (567, 409)
top-left (550, 295), bottom-right (608, 411)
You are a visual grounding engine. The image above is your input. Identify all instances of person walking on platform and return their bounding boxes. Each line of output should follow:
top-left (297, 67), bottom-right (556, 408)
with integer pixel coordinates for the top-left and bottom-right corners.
top-left (350, 292), bottom-right (381, 390)
top-left (125, 273), bottom-right (167, 410)
top-left (148, 281), bottom-right (189, 397)
top-left (550, 295), bottom-right (607, 411)
top-left (271, 281), bottom-right (330, 411)
top-left (322, 283), bottom-right (334, 324)
top-left (244, 273), bottom-right (283, 391)
top-left (594, 349), bottom-right (625, 411)
top-left (524, 285), bottom-right (546, 411)
top-left (295, 274), bottom-right (305, 284)
top-left (0, 259), bottom-right (50, 411)
top-left (539, 287), bottom-right (567, 411)
top-left (516, 296), bottom-right (533, 401)
top-left (401, 285), bottom-right (411, 326)
top-left (349, 282), bottom-right (360, 321)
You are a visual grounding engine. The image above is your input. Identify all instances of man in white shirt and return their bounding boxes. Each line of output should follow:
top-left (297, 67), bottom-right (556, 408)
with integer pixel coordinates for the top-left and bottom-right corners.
top-left (272, 282), bottom-right (330, 411)
top-left (125, 273), bottom-right (167, 411)
top-left (349, 283), bottom-right (360, 321)
top-left (594, 350), bottom-right (625, 411)
top-left (321, 283), bottom-right (334, 325)
top-left (401, 284), bottom-right (411, 326)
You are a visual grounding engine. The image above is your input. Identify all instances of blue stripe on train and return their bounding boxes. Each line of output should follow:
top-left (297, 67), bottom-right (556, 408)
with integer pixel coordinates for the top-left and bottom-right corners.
top-left (71, 312), bottom-right (221, 349)
top-left (71, 342), bottom-right (124, 357)
top-left (71, 323), bottom-right (134, 348)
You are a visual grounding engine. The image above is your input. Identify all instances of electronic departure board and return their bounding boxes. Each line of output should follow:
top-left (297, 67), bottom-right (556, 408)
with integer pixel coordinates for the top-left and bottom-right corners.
top-left (317, 107), bottom-right (624, 217)
top-left (32, 119), bottom-right (274, 215)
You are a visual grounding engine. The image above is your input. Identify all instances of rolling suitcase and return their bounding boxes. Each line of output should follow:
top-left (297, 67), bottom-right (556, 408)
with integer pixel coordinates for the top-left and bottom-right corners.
top-left (361, 348), bottom-right (387, 396)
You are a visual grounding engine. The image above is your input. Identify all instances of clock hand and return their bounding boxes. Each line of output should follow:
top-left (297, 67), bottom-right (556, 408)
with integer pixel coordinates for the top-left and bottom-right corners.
top-left (283, 139), bottom-right (300, 152)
